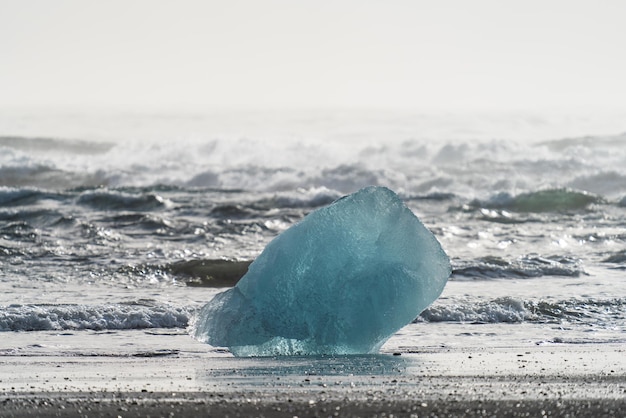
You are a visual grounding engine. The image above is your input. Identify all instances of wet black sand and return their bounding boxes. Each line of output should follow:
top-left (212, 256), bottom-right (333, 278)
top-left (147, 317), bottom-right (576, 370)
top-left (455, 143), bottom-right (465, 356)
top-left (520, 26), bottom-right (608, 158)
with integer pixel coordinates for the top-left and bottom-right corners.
top-left (1, 390), bottom-right (624, 417)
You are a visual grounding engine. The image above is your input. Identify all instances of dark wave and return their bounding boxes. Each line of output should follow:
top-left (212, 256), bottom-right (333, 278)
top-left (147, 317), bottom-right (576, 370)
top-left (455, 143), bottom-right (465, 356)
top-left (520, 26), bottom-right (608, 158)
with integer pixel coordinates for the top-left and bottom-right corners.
top-left (0, 221), bottom-right (39, 244)
top-left (0, 243), bottom-right (27, 257)
top-left (209, 204), bottom-right (256, 219)
top-left (603, 250), bottom-right (626, 269)
top-left (252, 189), bottom-right (341, 209)
top-left (141, 254), bottom-right (587, 288)
top-left (107, 213), bottom-right (177, 232)
top-left (452, 255), bottom-right (584, 279)
top-left (114, 259), bottom-right (251, 287)
top-left (0, 208), bottom-right (66, 228)
top-left (167, 259), bottom-right (252, 287)
top-left (404, 192), bottom-right (457, 201)
top-left (473, 189), bottom-right (603, 213)
top-left (76, 190), bottom-right (168, 211)
top-left (0, 188), bottom-right (67, 207)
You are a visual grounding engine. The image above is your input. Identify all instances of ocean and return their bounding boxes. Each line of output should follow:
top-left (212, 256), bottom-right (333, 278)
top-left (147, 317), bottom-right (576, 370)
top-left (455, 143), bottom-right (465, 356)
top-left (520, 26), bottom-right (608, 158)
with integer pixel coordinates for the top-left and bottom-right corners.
top-left (0, 109), bottom-right (625, 354)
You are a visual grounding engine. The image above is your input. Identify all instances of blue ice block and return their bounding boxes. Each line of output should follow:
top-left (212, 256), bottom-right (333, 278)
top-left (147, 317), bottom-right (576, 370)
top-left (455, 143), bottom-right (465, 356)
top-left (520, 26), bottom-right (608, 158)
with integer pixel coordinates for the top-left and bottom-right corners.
top-left (192, 186), bottom-right (450, 356)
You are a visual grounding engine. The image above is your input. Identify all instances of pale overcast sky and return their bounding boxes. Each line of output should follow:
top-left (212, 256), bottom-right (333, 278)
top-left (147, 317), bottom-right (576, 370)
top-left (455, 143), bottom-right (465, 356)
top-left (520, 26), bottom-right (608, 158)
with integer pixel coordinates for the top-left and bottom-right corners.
top-left (1, 0), bottom-right (625, 111)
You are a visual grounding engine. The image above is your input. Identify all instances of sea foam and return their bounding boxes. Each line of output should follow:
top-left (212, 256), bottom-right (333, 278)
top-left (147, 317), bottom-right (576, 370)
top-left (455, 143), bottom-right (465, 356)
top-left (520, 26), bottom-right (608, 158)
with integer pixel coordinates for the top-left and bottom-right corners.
top-left (0, 303), bottom-right (191, 332)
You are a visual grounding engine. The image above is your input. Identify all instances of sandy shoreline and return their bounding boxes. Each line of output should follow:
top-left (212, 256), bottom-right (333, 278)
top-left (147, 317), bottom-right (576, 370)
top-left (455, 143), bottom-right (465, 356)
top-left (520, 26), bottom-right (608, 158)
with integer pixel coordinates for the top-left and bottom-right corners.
top-left (1, 330), bottom-right (624, 417)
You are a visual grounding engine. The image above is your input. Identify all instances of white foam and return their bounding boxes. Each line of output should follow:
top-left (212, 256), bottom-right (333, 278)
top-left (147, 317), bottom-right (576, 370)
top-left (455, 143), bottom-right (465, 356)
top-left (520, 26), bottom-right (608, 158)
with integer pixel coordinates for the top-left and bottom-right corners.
top-left (1, 111), bottom-right (625, 197)
top-left (0, 303), bottom-right (192, 332)
top-left (420, 297), bottom-right (529, 323)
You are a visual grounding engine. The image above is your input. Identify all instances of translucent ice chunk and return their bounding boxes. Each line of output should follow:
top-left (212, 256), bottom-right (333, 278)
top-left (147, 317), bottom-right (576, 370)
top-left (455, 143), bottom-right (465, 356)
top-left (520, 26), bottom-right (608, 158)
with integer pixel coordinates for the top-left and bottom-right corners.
top-left (192, 186), bottom-right (450, 356)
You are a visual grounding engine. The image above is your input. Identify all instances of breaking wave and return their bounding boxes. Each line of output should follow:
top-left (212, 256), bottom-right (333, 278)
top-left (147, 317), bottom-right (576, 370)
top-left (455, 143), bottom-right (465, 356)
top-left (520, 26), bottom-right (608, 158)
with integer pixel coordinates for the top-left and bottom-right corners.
top-left (451, 255), bottom-right (585, 279)
top-left (473, 189), bottom-right (603, 213)
top-left (419, 297), bottom-right (528, 323)
top-left (1, 297), bottom-right (622, 332)
top-left (419, 297), bottom-right (626, 325)
top-left (0, 302), bottom-right (192, 332)
top-left (0, 188), bottom-right (66, 207)
top-left (0, 124), bottom-right (624, 196)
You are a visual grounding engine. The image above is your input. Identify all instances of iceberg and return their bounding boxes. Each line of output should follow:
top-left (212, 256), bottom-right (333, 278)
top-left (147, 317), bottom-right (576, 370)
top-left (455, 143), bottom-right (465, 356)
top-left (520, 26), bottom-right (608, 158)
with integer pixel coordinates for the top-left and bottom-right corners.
top-left (192, 186), bottom-right (451, 356)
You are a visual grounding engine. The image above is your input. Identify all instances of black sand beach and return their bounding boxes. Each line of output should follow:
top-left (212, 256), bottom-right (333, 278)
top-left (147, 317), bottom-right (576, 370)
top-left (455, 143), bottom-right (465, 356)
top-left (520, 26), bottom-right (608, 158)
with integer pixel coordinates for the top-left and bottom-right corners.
top-left (2, 392), bottom-right (624, 417)
top-left (1, 331), bottom-right (623, 417)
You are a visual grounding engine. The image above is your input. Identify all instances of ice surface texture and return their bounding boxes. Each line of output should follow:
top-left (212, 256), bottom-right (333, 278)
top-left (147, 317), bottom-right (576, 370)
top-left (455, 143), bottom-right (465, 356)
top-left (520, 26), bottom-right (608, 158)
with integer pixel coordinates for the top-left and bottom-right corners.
top-left (192, 186), bottom-right (451, 356)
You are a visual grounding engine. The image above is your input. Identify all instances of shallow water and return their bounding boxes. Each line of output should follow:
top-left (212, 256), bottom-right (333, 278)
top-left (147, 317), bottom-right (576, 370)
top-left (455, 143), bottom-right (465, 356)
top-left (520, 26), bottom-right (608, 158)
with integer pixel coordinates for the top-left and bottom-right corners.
top-left (0, 109), bottom-right (624, 349)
